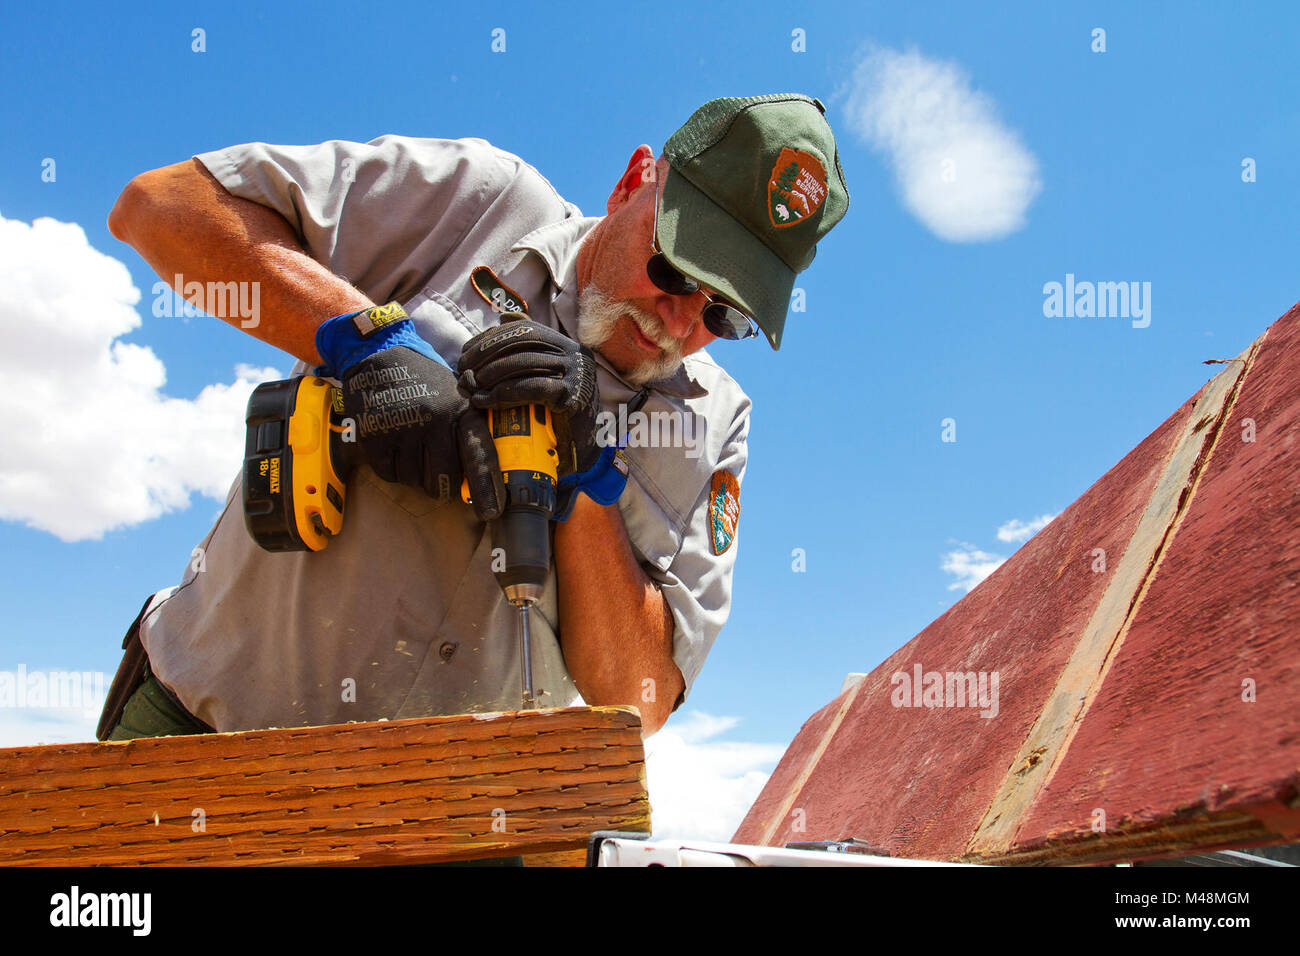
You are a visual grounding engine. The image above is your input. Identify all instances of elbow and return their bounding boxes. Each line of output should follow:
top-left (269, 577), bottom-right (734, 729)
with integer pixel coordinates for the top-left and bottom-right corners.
top-left (639, 706), bottom-right (671, 739)
top-left (107, 175), bottom-right (148, 244)
top-left (569, 678), bottom-right (660, 738)
top-left (572, 668), bottom-right (680, 738)
top-left (641, 667), bottom-right (684, 738)
top-left (107, 161), bottom-right (199, 246)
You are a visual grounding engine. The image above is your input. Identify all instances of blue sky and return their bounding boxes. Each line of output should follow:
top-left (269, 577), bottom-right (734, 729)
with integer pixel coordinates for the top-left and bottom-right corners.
top-left (2, 2), bottom-right (1297, 837)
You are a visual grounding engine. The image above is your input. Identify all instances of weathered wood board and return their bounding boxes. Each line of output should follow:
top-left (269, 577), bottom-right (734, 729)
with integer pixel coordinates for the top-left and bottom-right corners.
top-left (0, 706), bottom-right (649, 865)
top-left (735, 302), bottom-right (1300, 865)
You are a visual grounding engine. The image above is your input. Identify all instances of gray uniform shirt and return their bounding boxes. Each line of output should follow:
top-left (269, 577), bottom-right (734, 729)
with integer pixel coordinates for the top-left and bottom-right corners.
top-left (141, 135), bottom-right (751, 731)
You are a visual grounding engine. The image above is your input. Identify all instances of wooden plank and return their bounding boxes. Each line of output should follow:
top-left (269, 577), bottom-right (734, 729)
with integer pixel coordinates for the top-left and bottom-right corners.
top-left (526, 848), bottom-right (589, 867)
top-left (967, 336), bottom-right (1260, 856)
top-left (754, 679), bottom-right (865, 846)
top-left (0, 706), bottom-right (650, 865)
top-left (736, 354), bottom-right (1200, 855)
top-left (998, 305), bottom-right (1300, 861)
top-left (735, 301), bottom-right (1300, 864)
top-left (979, 798), bottom-right (1300, 866)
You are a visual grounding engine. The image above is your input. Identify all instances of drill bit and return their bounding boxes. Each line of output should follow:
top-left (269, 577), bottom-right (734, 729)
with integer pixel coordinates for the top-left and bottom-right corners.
top-left (517, 601), bottom-right (536, 709)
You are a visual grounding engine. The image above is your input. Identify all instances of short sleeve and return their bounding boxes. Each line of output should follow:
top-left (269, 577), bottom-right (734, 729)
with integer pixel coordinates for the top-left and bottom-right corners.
top-left (194, 135), bottom-right (526, 306)
top-left (644, 397), bottom-right (751, 709)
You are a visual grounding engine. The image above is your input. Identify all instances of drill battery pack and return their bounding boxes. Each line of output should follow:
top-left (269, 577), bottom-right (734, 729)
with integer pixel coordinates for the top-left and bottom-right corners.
top-left (242, 376), bottom-right (348, 552)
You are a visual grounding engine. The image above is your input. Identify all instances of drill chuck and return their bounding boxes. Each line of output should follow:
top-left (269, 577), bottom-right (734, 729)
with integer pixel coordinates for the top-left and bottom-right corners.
top-left (496, 511), bottom-right (549, 606)
top-left (493, 475), bottom-right (554, 607)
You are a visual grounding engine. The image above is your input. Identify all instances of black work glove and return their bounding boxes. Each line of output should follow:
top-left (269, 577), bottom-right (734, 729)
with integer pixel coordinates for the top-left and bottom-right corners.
top-left (456, 315), bottom-right (602, 478)
top-left (316, 303), bottom-right (506, 521)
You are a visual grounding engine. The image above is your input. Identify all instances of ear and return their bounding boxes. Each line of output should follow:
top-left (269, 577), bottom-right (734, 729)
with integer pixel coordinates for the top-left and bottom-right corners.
top-left (606, 144), bottom-right (657, 214)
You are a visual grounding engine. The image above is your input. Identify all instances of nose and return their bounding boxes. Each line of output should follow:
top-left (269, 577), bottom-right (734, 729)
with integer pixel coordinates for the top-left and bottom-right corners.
top-left (654, 293), bottom-right (703, 341)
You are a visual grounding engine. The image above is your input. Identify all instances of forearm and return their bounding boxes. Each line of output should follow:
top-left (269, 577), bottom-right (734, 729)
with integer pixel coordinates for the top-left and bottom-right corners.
top-left (107, 158), bottom-right (371, 365)
top-left (554, 493), bottom-right (683, 736)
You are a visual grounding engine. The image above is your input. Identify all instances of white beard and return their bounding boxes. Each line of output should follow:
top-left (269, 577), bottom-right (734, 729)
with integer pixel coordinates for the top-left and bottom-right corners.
top-left (576, 286), bottom-right (684, 386)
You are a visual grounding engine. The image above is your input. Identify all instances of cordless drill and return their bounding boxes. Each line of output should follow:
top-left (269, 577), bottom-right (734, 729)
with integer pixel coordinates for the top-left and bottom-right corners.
top-left (459, 311), bottom-right (560, 708)
top-left (241, 312), bottom-right (559, 708)
top-left (461, 399), bottom-right (558, 708)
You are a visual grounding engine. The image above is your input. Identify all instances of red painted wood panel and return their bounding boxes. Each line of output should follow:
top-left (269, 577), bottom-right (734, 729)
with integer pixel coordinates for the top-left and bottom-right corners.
top-left (735, 373), bottom-right (1202, 856)
top-left (1014, 305), bottom-right (1300, 851)
top-left (735, 302), bottom-right (1300, 863)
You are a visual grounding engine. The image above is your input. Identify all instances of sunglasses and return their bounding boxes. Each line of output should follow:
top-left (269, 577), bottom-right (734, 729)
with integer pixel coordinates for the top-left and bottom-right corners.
top-left (646, 181), bottom-right (759, 341)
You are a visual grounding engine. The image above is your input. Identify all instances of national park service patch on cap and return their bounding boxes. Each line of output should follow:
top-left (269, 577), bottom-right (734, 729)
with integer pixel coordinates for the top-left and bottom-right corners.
top-left (767, 147), bottom-right (829, 228)
top-left (709, 469), bottom-right (741, 556)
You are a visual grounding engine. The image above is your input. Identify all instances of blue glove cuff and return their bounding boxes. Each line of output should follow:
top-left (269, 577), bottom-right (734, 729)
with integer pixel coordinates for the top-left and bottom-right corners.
top-left (554, 445), bottom-right (629, 521)
top-left (314, 302), bottom-right (446, 377)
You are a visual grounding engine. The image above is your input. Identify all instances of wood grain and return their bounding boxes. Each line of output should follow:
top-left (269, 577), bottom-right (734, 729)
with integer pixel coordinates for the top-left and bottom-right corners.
top-left (0, 706), bottom-right (649, 866)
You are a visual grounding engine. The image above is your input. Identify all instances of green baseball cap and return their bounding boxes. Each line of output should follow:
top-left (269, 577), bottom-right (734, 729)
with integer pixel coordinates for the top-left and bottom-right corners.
top-left (658, 93), bottom-right (850, 350)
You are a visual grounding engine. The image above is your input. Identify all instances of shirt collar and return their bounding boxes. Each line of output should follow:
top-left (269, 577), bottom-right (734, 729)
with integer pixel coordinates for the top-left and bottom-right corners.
top-left (512, 218), bottom-right (709, 399)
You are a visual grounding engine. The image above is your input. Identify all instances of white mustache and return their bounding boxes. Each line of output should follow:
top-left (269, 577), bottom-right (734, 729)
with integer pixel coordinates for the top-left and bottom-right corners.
top-left (630, 312), bottom-right (680, 356)
top-left (576, 286), bottom-right (685, 386)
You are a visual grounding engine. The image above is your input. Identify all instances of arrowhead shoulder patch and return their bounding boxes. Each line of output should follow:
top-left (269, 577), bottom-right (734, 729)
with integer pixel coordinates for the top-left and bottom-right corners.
top-left (708, 469), bottom-right (741, 556)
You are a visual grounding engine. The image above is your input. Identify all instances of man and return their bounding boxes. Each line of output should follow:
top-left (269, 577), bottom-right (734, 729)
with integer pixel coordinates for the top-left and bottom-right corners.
top-left (99, 94), bottom-right (848, 740)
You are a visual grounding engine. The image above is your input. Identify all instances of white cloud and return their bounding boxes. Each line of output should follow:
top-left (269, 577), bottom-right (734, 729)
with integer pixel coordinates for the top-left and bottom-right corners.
top-left (0, 214), bottom-right (280, 541)
top-left (941, 512), bottom-right (1059, 591)
top-left (941, 541), bottom-right (1007, 593)
top-left (0, 708), bottom-right (99, 748)
top-left (997, 513), bottom-right (1057, 543)
top-left (844, 46), bottom-right (1042, 241)
top-left (645, 711), bottom-right (788, 841)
